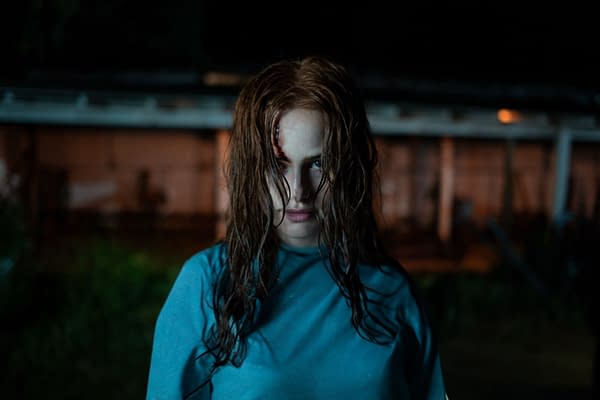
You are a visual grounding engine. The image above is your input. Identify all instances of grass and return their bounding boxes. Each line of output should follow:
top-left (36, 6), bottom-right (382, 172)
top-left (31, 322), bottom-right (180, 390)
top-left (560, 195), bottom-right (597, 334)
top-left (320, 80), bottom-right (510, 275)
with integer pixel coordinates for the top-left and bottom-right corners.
top-left (415, 271), bottom-right (596, 400)
top-left (0, 236), bottom-right (181, 400)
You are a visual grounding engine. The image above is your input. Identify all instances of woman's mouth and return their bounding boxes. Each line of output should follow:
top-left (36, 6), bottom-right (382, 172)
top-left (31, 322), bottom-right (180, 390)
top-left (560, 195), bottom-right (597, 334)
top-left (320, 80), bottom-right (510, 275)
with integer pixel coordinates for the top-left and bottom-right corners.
top-left (285, 209), bottom-right (315, 222)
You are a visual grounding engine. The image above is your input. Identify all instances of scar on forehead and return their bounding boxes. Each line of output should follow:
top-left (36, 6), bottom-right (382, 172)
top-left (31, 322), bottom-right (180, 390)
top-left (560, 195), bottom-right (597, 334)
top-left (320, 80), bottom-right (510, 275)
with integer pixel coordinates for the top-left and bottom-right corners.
top-left (271, 124), bottom-right (286, 158)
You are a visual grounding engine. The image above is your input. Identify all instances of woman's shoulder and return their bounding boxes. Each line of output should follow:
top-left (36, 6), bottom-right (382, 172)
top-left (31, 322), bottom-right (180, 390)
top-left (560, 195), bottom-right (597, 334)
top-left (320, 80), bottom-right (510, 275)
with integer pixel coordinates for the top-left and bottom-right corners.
top-left (361, 257), bottom-right (427, 321)
top-left (175, 241), bottom-right (227, 287)
top-left (361, 256), bottom-right (413, 293)
top-left (184, 241), bottom-right (227, 267)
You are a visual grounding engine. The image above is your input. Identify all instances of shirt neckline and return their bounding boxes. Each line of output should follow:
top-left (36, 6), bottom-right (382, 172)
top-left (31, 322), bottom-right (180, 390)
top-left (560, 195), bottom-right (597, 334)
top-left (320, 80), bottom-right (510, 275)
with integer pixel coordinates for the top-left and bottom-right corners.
top-left (279, 242), bottom-right (326, 256)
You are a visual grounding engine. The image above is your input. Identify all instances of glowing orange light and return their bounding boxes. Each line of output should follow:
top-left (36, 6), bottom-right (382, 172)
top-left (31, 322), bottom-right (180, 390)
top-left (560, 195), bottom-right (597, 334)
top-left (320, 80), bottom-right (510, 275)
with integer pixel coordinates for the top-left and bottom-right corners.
top-left (497, 108), bottom-right (522, 124)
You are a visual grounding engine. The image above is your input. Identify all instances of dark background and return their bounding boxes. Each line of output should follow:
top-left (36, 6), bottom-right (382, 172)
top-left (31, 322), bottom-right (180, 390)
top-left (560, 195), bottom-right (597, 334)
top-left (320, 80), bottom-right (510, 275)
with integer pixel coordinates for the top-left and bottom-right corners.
top-left (2, 1), bottom-right (600, 91)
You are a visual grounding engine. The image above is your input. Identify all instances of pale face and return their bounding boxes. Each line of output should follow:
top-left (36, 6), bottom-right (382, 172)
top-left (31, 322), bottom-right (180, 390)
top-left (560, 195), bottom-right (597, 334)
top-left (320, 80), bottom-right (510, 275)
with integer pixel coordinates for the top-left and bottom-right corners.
top-left (270, 108), bottom-right (325, 247)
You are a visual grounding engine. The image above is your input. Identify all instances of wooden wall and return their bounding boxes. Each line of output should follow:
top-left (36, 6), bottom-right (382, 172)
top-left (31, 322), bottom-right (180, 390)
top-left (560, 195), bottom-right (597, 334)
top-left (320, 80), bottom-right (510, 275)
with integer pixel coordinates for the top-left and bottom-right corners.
top-left (1, 126), bottom-right (598, 238)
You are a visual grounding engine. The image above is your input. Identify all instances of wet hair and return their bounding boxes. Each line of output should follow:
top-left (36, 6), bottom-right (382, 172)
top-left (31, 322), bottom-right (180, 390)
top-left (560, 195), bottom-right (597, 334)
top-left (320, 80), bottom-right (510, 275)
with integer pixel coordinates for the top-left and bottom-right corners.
top-left (204, 55), bottom-right (395, 379)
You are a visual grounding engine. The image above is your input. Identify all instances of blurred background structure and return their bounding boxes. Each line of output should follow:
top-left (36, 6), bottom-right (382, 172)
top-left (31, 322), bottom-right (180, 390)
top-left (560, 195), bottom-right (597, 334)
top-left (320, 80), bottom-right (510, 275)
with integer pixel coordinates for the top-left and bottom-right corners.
top-left (1, 1), bottom-right (599, 399)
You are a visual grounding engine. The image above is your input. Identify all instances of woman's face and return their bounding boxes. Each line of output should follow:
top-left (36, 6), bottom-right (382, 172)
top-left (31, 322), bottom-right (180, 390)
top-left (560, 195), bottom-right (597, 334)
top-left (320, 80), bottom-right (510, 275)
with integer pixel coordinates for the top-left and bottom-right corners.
top-left (270, 108), bottom-right (325, 247)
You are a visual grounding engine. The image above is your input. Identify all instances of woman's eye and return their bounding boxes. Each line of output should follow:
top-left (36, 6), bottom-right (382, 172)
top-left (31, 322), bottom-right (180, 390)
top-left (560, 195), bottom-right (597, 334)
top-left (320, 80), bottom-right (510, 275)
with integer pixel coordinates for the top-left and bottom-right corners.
top-left (311, 160), bottom-right (322, 169)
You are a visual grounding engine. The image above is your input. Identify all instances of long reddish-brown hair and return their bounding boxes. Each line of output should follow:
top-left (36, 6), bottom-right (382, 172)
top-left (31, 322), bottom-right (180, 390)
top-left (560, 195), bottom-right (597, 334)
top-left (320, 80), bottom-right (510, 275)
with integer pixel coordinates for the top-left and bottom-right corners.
top-left (205, 55), bottom-right (397, 378)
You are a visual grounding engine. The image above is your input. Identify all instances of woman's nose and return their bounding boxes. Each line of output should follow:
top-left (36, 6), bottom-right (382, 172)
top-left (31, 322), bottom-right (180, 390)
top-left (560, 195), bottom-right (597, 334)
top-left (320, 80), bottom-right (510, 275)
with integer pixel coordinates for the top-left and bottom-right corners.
top-left (291, 168), bottom-right (311, 203)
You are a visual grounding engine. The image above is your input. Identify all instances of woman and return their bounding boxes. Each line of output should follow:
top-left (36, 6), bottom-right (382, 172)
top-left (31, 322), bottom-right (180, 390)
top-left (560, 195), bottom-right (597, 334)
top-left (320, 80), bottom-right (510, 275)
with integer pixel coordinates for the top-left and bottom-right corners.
top-left (146, 56), bottom-right (447, 399)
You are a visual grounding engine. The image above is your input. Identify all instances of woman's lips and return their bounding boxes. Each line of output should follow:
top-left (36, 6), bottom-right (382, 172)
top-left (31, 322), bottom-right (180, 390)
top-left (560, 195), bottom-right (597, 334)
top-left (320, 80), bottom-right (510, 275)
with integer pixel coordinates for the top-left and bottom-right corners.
top-left (285, 209), bottom-right (314, 222)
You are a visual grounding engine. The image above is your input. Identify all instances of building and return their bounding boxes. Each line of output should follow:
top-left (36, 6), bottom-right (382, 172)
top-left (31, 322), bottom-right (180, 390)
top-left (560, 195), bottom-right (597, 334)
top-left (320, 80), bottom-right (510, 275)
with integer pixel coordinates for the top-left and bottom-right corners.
top-left (1, 72), bottom-right (599, 272)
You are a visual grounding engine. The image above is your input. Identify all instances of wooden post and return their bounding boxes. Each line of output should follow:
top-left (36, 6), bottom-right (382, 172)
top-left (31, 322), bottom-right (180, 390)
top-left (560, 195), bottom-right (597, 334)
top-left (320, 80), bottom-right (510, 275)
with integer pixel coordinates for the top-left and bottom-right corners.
top-left (438, 136), bottom-right (454, 243)
top-left (502, 138), bottom-right (515, 230)
top-left (24, 127), bottom-right (39, 229)
top-left (214, 129), bottom-right (230, 240)
top-left (552, 128), bottom-right (572, 222)
top-left (0, 130), bottom-right (6, 191)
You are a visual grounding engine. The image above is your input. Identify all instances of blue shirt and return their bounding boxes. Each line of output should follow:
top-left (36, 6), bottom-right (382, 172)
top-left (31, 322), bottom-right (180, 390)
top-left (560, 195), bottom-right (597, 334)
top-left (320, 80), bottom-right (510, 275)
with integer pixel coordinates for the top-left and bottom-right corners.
top-left (146, 243), bottom-right (446, 399)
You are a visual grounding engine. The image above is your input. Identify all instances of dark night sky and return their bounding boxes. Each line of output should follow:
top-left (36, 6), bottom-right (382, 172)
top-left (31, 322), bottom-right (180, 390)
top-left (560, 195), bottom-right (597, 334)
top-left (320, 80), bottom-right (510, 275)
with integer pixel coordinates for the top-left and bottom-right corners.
top-left (2, 1), bottom-right (600, 92)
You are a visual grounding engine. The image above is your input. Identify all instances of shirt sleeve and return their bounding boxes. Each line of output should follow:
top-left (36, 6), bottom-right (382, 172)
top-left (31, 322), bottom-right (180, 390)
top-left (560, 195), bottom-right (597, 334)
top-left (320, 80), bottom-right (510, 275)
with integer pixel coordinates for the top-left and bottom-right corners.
top-left (402, 280), bottom-right (447, 400)
top-left (146, 252), bottom-right (217, 400)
